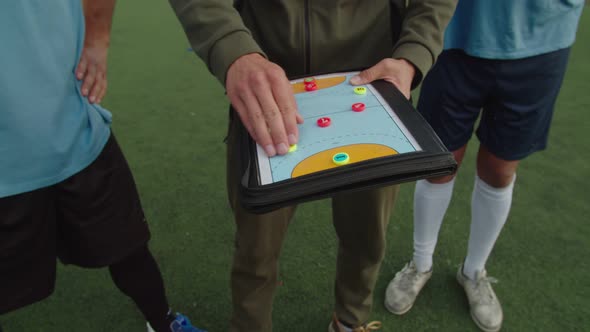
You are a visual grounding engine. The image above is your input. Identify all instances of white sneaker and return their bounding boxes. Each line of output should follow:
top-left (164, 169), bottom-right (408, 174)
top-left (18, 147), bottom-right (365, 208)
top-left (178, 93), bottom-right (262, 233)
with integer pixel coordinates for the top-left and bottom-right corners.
top-left (456, 265), bottom-right (503, 332)
top-left (328, 314), bottom-right (382, 332)
top-left (384, 261), bottom-right (433, 315)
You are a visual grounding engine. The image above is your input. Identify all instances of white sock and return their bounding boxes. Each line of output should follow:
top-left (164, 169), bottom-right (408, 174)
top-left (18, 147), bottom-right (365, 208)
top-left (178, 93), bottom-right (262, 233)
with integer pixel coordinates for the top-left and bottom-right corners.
top-left (463, 175), bottom-right (515, 280)
top-left (412, 178), bottom-right (455, 272)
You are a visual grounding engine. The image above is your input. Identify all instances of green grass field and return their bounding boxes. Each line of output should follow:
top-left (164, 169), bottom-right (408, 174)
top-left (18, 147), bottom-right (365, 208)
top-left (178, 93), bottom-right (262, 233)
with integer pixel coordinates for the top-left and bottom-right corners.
top-left (2, 2), bottom-right (589, 331)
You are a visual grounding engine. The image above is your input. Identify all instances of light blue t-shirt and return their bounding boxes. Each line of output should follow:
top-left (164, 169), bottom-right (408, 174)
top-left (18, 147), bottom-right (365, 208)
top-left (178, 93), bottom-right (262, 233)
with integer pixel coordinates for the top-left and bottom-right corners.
top-left (0, 1), bottom-right (113, 198)
top-left (444, 0), bottom-right (585, 59)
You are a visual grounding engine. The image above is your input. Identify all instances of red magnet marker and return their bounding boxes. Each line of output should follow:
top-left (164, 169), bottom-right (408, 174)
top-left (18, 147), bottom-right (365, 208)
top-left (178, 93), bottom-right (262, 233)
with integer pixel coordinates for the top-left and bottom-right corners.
top-left (305, 82), bottom-right (317, 91)
top-left (317, 117), bottom-right (331, 127)
top-left (352, 102), bottom-right (366, 112)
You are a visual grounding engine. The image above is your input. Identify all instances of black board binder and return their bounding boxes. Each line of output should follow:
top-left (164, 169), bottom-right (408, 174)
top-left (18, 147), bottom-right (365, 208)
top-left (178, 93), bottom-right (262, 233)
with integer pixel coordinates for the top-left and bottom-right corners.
top-left (235, 72), bottom-right (457, 214)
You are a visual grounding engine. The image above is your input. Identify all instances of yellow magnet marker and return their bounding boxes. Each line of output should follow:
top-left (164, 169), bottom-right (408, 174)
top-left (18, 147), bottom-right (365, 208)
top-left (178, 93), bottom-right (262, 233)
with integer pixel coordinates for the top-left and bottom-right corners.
top-left (353, 87), bottom-right (367, 95)
top-left (332, 152), bottom-right (350, 165)
top-left (288, 144), bottom-right (298, 153)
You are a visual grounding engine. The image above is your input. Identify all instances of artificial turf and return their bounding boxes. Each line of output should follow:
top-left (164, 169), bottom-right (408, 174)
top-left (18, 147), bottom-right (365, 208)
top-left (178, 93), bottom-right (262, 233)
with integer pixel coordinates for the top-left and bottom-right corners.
top-left (1, 2), bottom-right (588, 331)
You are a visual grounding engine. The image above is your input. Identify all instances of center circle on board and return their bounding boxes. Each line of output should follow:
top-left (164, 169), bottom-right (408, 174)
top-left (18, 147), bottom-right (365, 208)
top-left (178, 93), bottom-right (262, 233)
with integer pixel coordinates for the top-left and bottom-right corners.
top-left (291, 144), bottom-right (399, 178)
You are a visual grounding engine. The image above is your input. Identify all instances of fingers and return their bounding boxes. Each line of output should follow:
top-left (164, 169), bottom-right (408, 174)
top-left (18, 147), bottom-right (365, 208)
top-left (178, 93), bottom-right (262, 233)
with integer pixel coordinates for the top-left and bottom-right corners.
top-left (271, 76), bottom-right (300, 146)
top-left (232, 97), bottom-right (258, 143)
top-left (226, 55), bottom-right (301, 157)
top-left (235, 78), bottom-right (298, 156)
top-left (350, 59), bottom-right (414, 99)
top-left (77, 52), bottom-right (108, 104)
top-left (296, 113), bottom-right (304, 124)
top-left (350, 61), bottom-right (385, 85)
top-left (96, 77), bottom-right (107, 103)
top-left (89, 72), bottom-right (104, 103)
top-left (257, 88), bottom-right (290, 154)
top-left (81, 61), bottom-right (97, 99)
top-left (240, 90), bottom-right (278, 157)
top-left (76, 56), bottom-right (88, 81)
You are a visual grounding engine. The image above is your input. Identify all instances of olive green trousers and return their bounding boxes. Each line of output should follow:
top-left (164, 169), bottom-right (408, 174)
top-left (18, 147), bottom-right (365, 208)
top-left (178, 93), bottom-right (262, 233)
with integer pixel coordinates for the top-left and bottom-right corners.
top-left (226, 114), bottom-right (399, 331)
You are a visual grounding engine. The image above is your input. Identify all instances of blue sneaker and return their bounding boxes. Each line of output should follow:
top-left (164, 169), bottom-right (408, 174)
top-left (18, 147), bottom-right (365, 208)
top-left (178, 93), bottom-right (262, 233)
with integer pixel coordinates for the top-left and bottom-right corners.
top-left (147, 313), bottom-right (207, 332)
top-left (170, 313), bottom-right (207, 332)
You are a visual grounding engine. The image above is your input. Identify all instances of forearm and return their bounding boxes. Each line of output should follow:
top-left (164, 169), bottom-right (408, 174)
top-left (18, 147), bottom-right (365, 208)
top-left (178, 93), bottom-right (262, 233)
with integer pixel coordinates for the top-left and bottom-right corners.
top-left (82, 0), bottom-right (117, 46)
top-left (392, 0), bottom-right (457, 87)
top-left (168, 0), bottom-right (264, 85)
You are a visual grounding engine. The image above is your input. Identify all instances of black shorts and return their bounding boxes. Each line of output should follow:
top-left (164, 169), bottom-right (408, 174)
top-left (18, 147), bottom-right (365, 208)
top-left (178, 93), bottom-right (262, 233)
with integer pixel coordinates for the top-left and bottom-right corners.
top-left (0, 133), bottom-right (150, 314)
top-left (417, 48), bottom-right (571, 161)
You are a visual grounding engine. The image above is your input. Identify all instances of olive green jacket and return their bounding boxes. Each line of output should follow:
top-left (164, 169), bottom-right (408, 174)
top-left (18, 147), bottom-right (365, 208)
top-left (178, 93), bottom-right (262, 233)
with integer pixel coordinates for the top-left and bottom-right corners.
top-left (169, 0), bottom-right (457, 87)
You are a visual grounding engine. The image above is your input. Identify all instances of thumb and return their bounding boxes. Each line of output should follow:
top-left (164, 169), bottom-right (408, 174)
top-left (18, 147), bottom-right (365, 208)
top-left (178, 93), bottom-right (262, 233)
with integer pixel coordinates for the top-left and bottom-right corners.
top-left (350, 64), bottom-right (382, 85)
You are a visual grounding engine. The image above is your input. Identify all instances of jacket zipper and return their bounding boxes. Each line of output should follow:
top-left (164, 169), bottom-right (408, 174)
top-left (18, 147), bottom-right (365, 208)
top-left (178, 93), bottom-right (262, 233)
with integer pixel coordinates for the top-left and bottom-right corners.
top-left (304, 0), bottom-right (311, 74)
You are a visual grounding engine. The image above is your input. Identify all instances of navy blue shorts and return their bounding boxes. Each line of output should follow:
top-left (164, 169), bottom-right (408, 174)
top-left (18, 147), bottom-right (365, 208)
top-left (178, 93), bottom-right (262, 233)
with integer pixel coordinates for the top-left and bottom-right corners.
top-left (417, 48), bottom-right (571, 161)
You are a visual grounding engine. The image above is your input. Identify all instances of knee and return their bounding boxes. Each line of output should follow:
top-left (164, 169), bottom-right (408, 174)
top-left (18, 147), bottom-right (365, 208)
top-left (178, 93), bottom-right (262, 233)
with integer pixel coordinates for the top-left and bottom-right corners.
top-left (478, 167), bottom-right (515, 188)
top-left (426, 173), bottom-right (456, 184)
top-left (343, 236), bottom-right (386, 265)
top-left (477, 146), bottom-right (519, 188)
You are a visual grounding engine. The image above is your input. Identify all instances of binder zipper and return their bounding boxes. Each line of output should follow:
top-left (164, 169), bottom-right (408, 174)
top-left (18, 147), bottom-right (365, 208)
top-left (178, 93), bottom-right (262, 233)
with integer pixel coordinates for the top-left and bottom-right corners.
top-left (245, 152), bottom-right (455, 205)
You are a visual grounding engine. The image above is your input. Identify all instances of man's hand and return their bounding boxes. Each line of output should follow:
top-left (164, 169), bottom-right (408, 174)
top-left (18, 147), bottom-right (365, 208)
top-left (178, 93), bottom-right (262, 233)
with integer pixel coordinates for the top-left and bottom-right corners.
top-left (76, 42), bottom-right (109, 104)
top-left (77, 0), bottom-right (116, 104)
top-left (350, 58), bottom-right (416, 99)
top-left (226, 53), bottom-right (304, 157)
